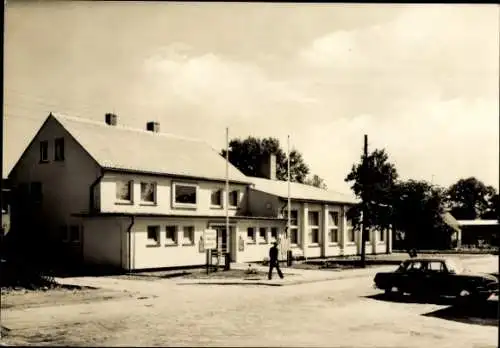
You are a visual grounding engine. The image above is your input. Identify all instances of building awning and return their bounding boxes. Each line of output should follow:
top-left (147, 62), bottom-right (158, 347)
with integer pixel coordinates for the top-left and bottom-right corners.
top-left (72, 212), bottom-right (286, 222)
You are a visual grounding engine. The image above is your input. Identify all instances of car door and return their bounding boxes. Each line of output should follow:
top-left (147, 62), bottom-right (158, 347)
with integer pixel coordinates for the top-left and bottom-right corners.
top-left (400, 261), bottom-right (426, 294)
top-left (424, 261), bottom-right (448, 296)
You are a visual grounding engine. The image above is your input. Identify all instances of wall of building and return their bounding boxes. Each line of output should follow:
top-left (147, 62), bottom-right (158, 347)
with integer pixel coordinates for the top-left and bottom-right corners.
top-left (247, 189), bottom-right (282, 217)
top-left (82, 217), bottom-right (129, 269)
top-left (97, 172), bottom-right (249, 217)
top-left (234, 219), bottom-right (285, 263)
top-left (8, 116), bottom-right (101, 242)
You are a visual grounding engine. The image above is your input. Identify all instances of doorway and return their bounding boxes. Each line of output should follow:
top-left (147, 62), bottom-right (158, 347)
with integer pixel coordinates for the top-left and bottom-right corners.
top-left (211, 225), bottom-right (235, 262)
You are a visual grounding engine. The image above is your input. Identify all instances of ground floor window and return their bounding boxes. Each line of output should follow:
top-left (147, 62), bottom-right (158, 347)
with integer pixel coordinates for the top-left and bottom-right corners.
top-left (379, 229), bottom-right (385, 242)
top-left (329, 227), bottom-right (339, 243)
top-left (147, 225), bottom-right (160, 246)
top-left (258, 227), bottom-right (267, 244)
top-left (165, 225), bottom-right (178, 245)
top-left (247, 227), bottom-right (256, 244)
top-left (183, 226), bottom-right (195, 246)
top-left (309, 228), bottom-right (319, 244)
top-left (290, 227), bottom-right (298, 245)
top-left (348, 227), bottom-right (355, 242)
top-left (270, 227), bottom-right (278, 242)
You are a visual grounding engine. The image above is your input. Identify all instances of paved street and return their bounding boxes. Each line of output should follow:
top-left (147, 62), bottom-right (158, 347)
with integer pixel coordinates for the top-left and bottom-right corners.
top-left (2, 256), bottom-right (498, 347)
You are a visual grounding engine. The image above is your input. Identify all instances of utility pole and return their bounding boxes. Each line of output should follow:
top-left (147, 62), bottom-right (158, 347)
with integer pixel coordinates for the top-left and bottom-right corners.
top-left (360, 134), bottom-right (369, 268)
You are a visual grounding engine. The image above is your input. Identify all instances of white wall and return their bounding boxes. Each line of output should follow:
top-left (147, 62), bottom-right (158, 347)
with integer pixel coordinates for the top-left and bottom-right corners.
top-left (234, 220), bottom-right (284, 263)
top-left (97, 172), bottom-right (249, 217)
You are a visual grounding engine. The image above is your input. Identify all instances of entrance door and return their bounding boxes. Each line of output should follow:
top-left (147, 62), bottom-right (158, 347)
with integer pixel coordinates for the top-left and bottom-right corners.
top-left (213, 226), bottom-right (234, 262)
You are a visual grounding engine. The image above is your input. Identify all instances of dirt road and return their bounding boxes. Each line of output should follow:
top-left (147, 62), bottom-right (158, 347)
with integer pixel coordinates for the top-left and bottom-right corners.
top-left (1, 256), bottom-right (497, 347)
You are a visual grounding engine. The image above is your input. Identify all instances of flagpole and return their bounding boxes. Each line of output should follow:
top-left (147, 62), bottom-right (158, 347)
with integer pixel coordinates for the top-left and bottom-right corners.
top-left (287, 135), bottom-right (291, 265)
top-left (225, 127), bottom-right (229, 265)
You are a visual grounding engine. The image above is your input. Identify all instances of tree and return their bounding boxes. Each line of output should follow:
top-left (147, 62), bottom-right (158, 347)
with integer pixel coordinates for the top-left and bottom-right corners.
top-left (446, 177), bottom-right (498, 220)
top-left (392, 180), bottom-right (453, 250)
top-left (221, 136), bottom-right (310, 183)
top-left (304, 175), bottom-right (328, 189)
top-left (481, 193), bottom-right (499, 220)
top-left (344, 148), bottom-right (398, 236)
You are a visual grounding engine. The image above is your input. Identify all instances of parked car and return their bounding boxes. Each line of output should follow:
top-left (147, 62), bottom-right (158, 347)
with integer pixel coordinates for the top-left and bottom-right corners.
top-left (373, 257), bottom-right (498, 302)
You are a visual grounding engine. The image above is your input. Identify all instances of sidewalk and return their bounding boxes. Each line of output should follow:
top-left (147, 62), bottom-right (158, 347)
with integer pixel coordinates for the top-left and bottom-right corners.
top-left (174, 263), bottom-right (396, 287)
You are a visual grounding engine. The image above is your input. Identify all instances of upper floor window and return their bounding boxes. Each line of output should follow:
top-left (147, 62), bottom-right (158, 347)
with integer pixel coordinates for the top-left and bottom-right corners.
top-left (39, 140), bottom-right (49, 163)
top-left (210, 189), bottom-right (222, 207)
top-left (116, 180), bottom-right (133, 202)
top-left (140, 182), bottom-right (156, 204)
top-left (229, 190), bottom-right (239, 207)
top-left (54, 137), bottom-right (65, 161)
top-left (284, 210), bottom-right (299, 227)
top-left (173, 183), bottom-right (197, 207)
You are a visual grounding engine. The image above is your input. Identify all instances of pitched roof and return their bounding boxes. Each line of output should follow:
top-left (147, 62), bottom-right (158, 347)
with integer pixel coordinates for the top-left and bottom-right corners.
top-left (441, 212), bottom-right (461, 232)
top-left (248, 176), bottom-right (359, 204)
top-left (456, 219), bottom-right (499, 226)
top-left (50, 113), bottom-right (251, 184)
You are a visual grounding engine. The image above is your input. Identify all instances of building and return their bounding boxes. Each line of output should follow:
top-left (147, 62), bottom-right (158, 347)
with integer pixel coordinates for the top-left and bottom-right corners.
top-left (1, 178), bottom-right (11, 236)
top-left (7, 112), bottom-right (391, 271)
top-left (456, 219), bottom-right (499, 248)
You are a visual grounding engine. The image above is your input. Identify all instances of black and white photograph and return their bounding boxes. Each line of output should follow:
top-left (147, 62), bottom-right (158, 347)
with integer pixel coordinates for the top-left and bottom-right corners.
top-left (1, 2), bottom-right (498, 347)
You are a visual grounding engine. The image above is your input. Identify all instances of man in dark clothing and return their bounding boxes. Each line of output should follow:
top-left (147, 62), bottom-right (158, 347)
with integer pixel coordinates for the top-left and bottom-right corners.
top-left (268, 242), bottom-right (284, 280)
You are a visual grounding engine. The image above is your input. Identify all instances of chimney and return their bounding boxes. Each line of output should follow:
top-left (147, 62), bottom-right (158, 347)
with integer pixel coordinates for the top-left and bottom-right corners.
top-left (105, 113), bottom-right (117, 126)
top-left (259, 153), bottom-right (277, 180)
top-left (146, 121), bottom-right (160, 133)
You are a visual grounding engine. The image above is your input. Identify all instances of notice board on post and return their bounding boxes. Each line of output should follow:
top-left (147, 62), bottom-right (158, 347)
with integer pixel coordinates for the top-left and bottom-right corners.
top-left (203, 229), bottom-right (217, 250)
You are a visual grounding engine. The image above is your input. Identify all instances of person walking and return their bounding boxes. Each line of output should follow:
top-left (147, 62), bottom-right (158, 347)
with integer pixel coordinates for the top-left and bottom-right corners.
top-left (268, 241), bottom-right (284, 280)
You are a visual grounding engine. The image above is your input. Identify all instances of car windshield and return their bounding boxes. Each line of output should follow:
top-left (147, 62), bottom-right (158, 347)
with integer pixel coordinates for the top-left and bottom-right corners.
top-left (445, 259), bottom-right (465, 274)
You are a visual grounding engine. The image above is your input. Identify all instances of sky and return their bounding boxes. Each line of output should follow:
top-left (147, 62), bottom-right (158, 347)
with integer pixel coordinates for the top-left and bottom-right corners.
top-left (4, 2), bottom-right (499, 193)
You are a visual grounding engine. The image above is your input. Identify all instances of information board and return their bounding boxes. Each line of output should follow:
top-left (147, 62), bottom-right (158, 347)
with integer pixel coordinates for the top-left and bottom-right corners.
top-left (203, 229), bottom-right (217, 250)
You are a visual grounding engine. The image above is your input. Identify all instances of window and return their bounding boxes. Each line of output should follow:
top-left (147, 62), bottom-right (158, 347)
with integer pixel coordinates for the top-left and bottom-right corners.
top-left (54, 137), bottom-right (65, 161)
top-left (165, 225), bottom-right (178, 245)
top-left (408, 261), bottom-right (424, 272)
top-left (258, 227), bottom-right (267, 244)
top-left (147, 226), bottom-right (160, 246)
top-left (308, 211), bottom-right (320, 244)
top-left (379, 229), bottom-right (385, 242)
top-left (116, 180), bottom-right (132, 202)
top-left (39, 140), bottom-right (49, 162)
top-left (347, 218), bottom-right (355, 243)
top-left (271, 227), bottom-right (278, 242)
top-left (247, 227), bottom-right (256, 243)
top-left (285, 210), bottom-right (299, 226)
top-left (182, 226), bottom-right (195, 245)
top-left (69, 225), bottom-right (80, 243)
top-left (285, 210), bottom-right (299, 245)
top-left (229, 190), bottom-right (239, 207)
top-left (30, 182), bottom-right (43, 203)
top-left (173, 183), bottom-right (197, 206)
top-left (328, 211), bottom-right (339, 244)
top-left (427, 261), bottom-right (445, 273)
top-left (210, 189), bottom-right (222, 207)
top-left (140, 182), bottom-right (156, 204)
top-left (290, 229), bottom-right (299, 245)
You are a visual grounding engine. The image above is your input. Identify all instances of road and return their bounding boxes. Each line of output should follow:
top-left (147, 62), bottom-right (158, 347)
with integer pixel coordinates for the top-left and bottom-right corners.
top-left (1, 256), bottom-right (498, 347)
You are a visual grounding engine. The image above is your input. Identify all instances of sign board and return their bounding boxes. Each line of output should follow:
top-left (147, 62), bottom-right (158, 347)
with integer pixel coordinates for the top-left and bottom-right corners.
top-left (203, 229), bottom-right (217, 250)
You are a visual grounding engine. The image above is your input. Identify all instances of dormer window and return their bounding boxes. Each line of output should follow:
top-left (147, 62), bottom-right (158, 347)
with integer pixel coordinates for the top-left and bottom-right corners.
top-left (172, 182), bottom-right (197, 208)
top-left (116, 180), bottom-right (133, 203)
top-left (210, 189), bottom-right (223, 207)
top-left (54, 137), bottom-right (65, 161)
top-left (39, 140), bottom-right (49, 163)
top-left (229, 190), bottom-right (239, 207)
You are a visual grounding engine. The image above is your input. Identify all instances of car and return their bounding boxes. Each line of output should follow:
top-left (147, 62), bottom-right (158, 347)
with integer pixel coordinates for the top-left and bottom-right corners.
top-left (373, 257), bottom-right (498, 302)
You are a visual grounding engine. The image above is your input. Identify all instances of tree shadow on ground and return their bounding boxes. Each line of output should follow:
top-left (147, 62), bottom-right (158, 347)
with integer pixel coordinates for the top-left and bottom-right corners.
top-left (365, 293), bottom-right (498, 327)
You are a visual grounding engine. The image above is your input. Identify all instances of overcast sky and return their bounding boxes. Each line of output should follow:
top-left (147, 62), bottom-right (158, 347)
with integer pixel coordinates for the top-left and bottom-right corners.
top-left (4, 2), bottom-right (499, 192)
